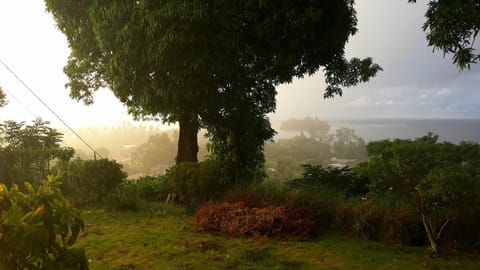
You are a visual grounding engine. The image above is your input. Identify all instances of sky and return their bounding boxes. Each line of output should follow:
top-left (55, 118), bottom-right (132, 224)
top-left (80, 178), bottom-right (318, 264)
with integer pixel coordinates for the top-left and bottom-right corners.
top-left (0, 1), bottom-right (479, 130)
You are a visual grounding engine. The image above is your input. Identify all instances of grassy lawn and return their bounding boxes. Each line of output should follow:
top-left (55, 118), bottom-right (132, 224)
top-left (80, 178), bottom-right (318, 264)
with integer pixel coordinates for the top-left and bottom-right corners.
top-left (77, 208), bottom-right (480, 270)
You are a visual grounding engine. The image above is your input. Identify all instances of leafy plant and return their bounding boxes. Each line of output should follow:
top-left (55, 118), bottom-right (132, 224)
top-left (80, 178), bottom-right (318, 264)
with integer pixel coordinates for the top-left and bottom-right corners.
top-left (54, 158), bottom-right (127, 206)
top-left (168, 161), bottom-right (223, 207)
top-left (132, 175), bottom-right (173, 202)
top-left (0, 119), bottom-right (74, 186)
top-left (288, 165), bottom-right (370, 198)
top-left (356, 134), bottom-right (480, 254)
top-left (0, 178), bottom-right (88, 269)
top-left (104, 175), bottom-right (173, 211)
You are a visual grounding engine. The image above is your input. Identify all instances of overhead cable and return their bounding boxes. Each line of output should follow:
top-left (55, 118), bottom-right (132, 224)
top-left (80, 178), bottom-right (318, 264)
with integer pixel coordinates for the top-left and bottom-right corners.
top-left (0, 58), bottom-right (103, 159)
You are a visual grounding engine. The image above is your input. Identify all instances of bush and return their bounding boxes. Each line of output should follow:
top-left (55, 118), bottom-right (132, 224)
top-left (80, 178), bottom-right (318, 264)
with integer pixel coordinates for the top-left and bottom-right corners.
top-left (54, 158), bottom-right (127, 206)
top-left (356, 136), bottom-right (480, 254)
top-left (288, 165), bottom-right (370, 198)
top-left (132, 175), bottom-right (173, 201)
top-left (168, 161), bottom-right (223, 207)
top-left (104, 175), bottom-right (173, 211)
top-left (0, 178), bottom-right (88, 269)
top-left (224, 180), bottom-right (341, 230)
top-left (223, 180), bottom-right (291, 208)
top-left (222, 181), bottom-right (427, 246)
top-left (440, 211), bottom-right (480, 252)
top-left (104, 184), bottom-right (146, 211)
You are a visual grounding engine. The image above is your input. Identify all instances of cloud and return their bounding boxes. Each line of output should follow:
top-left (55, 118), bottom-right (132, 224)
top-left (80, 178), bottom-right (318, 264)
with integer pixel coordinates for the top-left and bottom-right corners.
top-left (347, 96), bottom-right (372, 107)
top-left (435, 88), bottom-right (451, 96)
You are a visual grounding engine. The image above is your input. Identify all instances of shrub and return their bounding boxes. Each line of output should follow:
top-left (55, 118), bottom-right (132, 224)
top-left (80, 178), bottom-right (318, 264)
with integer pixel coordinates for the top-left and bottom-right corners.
top-left (440, 211), bottom-right (480, 252)
top-left (168, 161), bottom-right (223, 207)
top-left (223, 180), bottom-right (291, 208)
top-left (132, 175), bottom-right (173, 201)
top-left (333, 198), bottom-right (425, 246)
top-left (0, 178), bottom-right (88, 269)
top-left (104, 184), bottom-right (146, 211)
top-left (356, 135), bottom-right (480, 254)
top-left (104, 175), bottom-right (173, 211)
top-left (288, 165), bottom-right (370, 198)
top-left (54, 158), bottom-right (127, 206)
top-left (224, 180), bottom-right (341, 230)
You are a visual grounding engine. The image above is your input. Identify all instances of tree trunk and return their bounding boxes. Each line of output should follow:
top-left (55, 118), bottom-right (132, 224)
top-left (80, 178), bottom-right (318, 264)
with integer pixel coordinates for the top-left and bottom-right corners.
top-left (422, 213), bottom-right (439, 255)
top-left (175, 113), bottom-right (199, 164)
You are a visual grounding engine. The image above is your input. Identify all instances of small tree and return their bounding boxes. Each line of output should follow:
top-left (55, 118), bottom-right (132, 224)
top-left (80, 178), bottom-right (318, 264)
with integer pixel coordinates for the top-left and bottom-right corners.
top-left (357, 134), bottom-right (480, 254)
top-left (0, 119), bottom-right (74, 186)
top-left (54, 158), bottom-right (127, 205)
top-left (332, 127), bottom-right (366, 159)
top-left (288, 164), bottom-right (370, 198)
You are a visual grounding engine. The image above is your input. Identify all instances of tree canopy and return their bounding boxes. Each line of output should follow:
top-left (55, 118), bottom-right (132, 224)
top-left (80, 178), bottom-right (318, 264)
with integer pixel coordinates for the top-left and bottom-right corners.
top-left (356, 134), bottom-right (480, 254)
top-left (0, 119), bottom-right (74, 186)
top-left (45, 1), bottom-right (381, 181)
top-left (410, 0), bottom-right (480, 70)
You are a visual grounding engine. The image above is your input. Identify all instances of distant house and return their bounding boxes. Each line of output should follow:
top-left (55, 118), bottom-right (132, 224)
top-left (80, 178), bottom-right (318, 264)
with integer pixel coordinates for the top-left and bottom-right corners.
top-left (327, 157), bottom-right (357, 168)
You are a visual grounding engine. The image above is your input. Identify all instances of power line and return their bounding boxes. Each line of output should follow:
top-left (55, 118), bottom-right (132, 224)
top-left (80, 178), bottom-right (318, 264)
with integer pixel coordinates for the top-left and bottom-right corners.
top-left (0, 58), bottom-right (103, 159)
top-left (1, 86), bottom-right (37, 118)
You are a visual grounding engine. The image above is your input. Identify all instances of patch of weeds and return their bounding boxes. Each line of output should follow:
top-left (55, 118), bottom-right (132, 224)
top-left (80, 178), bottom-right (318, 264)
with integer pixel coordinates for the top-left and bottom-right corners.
top-left (152, 202), bottom-right (186, 217)
top-left (241, 246), bottom-right (272, 263)
top-left (116, 264), bottom-right (138, 270)
top-left (195, 240), bottom-right (226, 253)
top-left (280, 259), bottom-right (306, 269)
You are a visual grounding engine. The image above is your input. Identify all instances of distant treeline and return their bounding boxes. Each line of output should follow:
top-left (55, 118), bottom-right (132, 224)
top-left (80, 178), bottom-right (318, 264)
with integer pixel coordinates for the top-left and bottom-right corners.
top-left (61, 117), bottom-right (367, 178)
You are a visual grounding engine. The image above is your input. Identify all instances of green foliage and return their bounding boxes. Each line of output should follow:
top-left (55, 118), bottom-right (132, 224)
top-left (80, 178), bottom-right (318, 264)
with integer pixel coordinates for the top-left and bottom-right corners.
top-left (332, 127), bottom-right (367, 159)
top-left (335, 199), bottom-right (424, 246)
top-left (105, 175), bottom-right (174, 211)
top-left (265, 126), bottom-right (367, 180)
top-left (224, 180), bottom-right (341, 232)
top-left (168, 161), bottom-right (223, 207)
top-left (224, 180), bottom-right (292, 208)
top-left (45, 0), bottom-right (381, 174)
top-left (207, 113), bottom-right (274, 187)
top-left (54, 159), bottom-right (127, 206)
top-left (265, 134), bottom-right (331, 180)
top-left (132, 175), bottom-right (173, 202)
top-left (288, 165), bottom-right (370, 198)
top-left (356, 134), bottom-right (480, 253)
top-left (409, 0), bottom-right (480, 70)
top-left (129, 134), bottom-right (177, 174)
top-left (0, 119), bottom-right (74, 186)
top-left (280, 117), bottom-right (330, 140)
top-left (0, 178), bottom-right (88, 269)
top-left (0, 87), bottom-right (7, 108)
top-left (103, 184), bottom-right (146, 212)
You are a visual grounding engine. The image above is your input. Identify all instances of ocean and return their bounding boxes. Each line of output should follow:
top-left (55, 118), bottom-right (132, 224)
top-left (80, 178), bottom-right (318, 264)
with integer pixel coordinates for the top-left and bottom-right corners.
top-left (274, 119), bottom-right (480, 143)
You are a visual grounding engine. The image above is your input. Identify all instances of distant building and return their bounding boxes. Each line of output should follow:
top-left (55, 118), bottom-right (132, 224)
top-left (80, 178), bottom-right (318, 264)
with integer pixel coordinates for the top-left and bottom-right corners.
top-left (327, 157), bottom-right (357, 168)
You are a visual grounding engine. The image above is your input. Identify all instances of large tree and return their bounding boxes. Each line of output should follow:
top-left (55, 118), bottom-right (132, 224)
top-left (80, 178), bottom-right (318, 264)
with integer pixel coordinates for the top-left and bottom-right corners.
top-left (45, 1), bottom-right (381, 166)
top-left (410, 0), bottom-right (480, 70)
